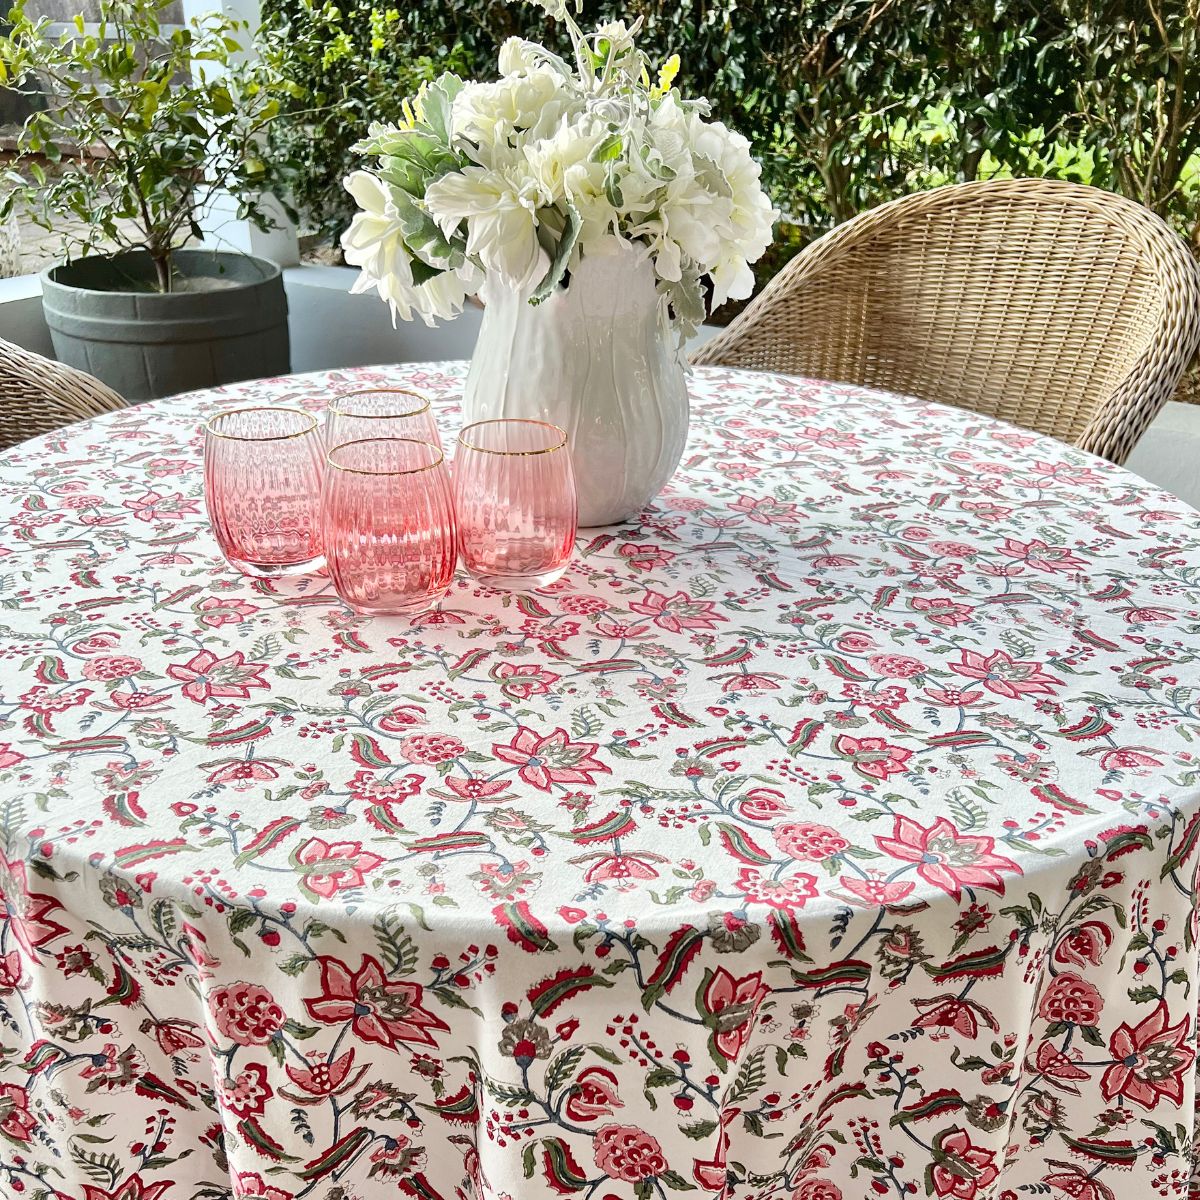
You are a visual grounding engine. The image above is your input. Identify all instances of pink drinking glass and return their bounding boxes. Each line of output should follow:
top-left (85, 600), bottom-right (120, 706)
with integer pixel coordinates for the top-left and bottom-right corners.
top-left (323, 437), bottom-right (457, 615)
top-left (203, 406), bottom-right (325, 577)
top-left (453, 419), bottom-right (577, 587)
top-left (325, 388), bottom-right (440, 451)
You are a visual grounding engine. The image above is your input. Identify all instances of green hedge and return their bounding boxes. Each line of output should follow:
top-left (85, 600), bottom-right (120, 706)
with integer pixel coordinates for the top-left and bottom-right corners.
top-left (262, 0), bottom-right (1200, 262)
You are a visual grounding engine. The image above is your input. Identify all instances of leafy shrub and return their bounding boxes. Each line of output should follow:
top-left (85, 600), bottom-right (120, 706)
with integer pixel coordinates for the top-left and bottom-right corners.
top-left (261, 0), bottom-right (469, 244)
top-left (0, 0), bottom-right (281, 291)
top-left (260, 0), bottom-right (1200, 259)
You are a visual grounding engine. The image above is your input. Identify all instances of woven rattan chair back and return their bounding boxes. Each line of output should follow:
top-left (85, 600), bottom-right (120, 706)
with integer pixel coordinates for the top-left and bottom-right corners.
top-left (0, 338), bottom-right (127, 450)
top-left (693, 179), bottom-right (1200, 464)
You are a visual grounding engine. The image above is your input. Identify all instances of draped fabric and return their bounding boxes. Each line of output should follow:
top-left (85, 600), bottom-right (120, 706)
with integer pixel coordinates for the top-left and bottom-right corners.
top-left (1, 364), bottom-right (1197, 1200)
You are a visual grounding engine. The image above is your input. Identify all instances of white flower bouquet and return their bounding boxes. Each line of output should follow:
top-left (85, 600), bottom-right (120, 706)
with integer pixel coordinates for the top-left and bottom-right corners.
top-left (341, 8), bottom-right (776, 340)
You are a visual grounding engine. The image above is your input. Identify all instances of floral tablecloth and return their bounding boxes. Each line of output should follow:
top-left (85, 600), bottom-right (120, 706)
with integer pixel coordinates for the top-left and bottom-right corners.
top-left (1, 363), bottom-right (1199, 1200)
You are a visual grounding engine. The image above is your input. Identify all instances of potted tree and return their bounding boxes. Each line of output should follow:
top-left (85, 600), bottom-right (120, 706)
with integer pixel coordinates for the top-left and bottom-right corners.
top-left (0, 0), bottom-right (290, 400)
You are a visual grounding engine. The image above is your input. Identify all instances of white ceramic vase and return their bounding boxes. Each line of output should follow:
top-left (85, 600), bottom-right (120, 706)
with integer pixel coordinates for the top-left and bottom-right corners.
top-left (461, 238), bottom-right (689, 527)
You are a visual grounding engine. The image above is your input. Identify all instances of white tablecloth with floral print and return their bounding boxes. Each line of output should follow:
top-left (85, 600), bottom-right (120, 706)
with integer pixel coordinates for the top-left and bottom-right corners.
top-left (1, 362), bottom-right (1199, 1200)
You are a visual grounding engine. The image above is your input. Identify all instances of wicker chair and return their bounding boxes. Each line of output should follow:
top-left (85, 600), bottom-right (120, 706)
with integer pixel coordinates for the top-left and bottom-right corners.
top-left (0, 338), bottom-right (127, 450)
top-left (693, 179), bottom-right (1200, 465)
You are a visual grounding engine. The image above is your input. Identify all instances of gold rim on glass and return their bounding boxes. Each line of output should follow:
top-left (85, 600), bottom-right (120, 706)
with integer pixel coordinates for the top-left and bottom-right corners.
top-left (328, 388), bottom-right (432, 420)
top-left (204, 405), bottom-right (319, 441)
top-left (457, 418), bottom-right (569, 456)
top-left (326, 437), bottom-right (445, 476)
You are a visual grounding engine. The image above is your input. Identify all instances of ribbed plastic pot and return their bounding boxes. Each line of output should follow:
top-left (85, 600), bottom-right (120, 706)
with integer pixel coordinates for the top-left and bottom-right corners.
top-left (40, 249), bottom-right (290, 402)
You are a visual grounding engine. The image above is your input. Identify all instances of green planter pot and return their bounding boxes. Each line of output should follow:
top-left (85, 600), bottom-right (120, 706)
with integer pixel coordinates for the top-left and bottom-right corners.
top-left (40, 249), bottom-right (290, 402)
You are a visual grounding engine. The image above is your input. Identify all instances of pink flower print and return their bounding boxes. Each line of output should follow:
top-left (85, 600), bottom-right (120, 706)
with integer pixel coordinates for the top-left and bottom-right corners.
top-left (910, 597), bottom-right (974, 627)
top-left (734, 868), bottom-right (818, 910)
top-left (493, 726), bottom-right (610, 791)
top-left (208, 982), bottom-right (284, 1046)
top-left (874, 816), bottom-right (1021, 899)
top-left (121, 490), bottom-right (201, 522)
top-left (868, 654), bottom-right (927, 678)
top-left (627, 589), bottom-right (725, 632)
top-left (999, 537), bottom-right (1088, 573)
top-left (206, 760), bottom-right (280, 789)
top-left (304, 955), bottom-right (448, 1051)
top-left (194, 596), bottom-right (260, 627)
top-left (618, 543), bottom-right (675, 571)
top-left (293, 838), bottom-right (383, 899)
top-left (167, 650), bottom-right (270, 704)
top-left (702, 967), bottom-right (769, 1061)
top-left (952, 649), bottom-right (1062, 699)
top-left (490, 661), bottom-right (561, 700)
top-left (1101, 1002), bottom-right (1194, 1111)
top-left (593, 1125), bottom-right (667, 1182)
top-left (833, 734), bottom-right (914, 781)
top-left (398, 733), bottom-right (464, 764)
top-left (729, 495), bottom-right (800, 524)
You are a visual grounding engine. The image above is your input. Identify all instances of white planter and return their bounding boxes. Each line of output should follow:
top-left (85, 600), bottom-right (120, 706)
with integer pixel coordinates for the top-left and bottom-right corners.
top-left (461, 239), bottom-right (689, 527)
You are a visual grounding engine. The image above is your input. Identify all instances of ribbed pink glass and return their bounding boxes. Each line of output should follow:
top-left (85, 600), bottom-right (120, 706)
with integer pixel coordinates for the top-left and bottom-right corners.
top-left (325, 388), bottom-right (440, 451)
top-left (203, 406), bottom-right (325, 577)
top-left (454, 419), bottom-right (577, 587)
top-left (323, 438), bottom-right (457, 615)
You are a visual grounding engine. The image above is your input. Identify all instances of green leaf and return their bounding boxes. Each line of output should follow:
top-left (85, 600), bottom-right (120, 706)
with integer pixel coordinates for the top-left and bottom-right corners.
top-left (530, 201), bottom-right (581, 305)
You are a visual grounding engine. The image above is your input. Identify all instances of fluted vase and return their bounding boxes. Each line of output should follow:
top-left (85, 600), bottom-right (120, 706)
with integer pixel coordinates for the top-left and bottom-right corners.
top-left (461, 238), bottom-right (689, 528)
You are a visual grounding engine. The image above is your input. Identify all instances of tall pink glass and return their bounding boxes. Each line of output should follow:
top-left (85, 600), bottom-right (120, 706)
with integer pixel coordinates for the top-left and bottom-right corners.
top-left (323, 437), bottom-right (457, 615)
top-left (325, 388), bottom-right (440, 451)
top-left (203, 406), bottom-right (325, 577)
top-left (453, 419), bottom-right (577, 587)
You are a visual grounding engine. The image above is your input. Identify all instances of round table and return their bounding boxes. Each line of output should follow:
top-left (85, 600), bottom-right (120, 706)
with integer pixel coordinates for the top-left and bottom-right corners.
top-left (2, 363), bottom-right (1199, 1200)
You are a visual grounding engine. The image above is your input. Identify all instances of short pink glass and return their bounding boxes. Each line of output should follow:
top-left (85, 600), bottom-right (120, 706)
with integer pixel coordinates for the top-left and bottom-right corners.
top-left (325, 388), bottom-right (440, 451)
top-left (453, 419), bottom-right (576, 588)
top-left (323, 437), bottom-right (457, 615)
top-left (203, 406), bottom-right (325, 577)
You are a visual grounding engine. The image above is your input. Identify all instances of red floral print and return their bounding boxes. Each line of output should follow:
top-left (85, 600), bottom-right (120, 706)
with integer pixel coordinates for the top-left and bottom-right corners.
top-left (735, 868), bottom-right (818, 910)
top-left (1054, 921), bottom-right (1113, 967)
top-left (931, 1127), bottom-right (1000, 1199)
top-left (0, 853), bottom-right (69, 959)
top-left (491, 661), bottom-right (562, 699)
top-left (166, 649), bottom-right (269, 703)
top-left (702, 967), bottom-right (769, 1061)
top-left (593, 1124), bottom-right (667, 1181)
top-left (82, 1178), bottom-right (172, 1200)
top-left (208, 982), bottom-right (285, 1046)
top-left (875, 816), bottom-right (1021, 899)
top-left (492, 726), bottom-right (610, 790)
top-left (293, 838), bottom-right (383, 899)
top-left (563, 1066), bottom-right (623, 1121)
top-left (952, 649), bottom-right (1062, 698)
top-left (0, 364), bottom-right (1196, 1200)
top-left (122, 490), bottom-right (201, 522)
top-left (627, 588), bottom-right (726, 631)
top-left (1100, 1003), bottom-right (1195, 1111)
top-left (0, 1082), bottom-right (36, 1142)
top-left (233, 1174), bottom-right (292, 1200)
top-left (398, 733), bottom-right (465, 764)
top-left (305, 955), bottom-right (448, 1051)
top-left (218, 1062), bottom-right (273, 1118)
top-left (867, 653), bottom-right (927, 678)
top-left (833, 734), bottom-right (914, 781)
top-left (1038, 974), bottom-right (1104, 1025)
top-left (773, 822), bottom-right (848, 861)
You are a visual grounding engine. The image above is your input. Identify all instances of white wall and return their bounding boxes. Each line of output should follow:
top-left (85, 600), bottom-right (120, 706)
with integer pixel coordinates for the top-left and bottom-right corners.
top-left (0, 275), bottom-right (55, 357)
top-left (1125, 402), bottom-right (1200, 507)
top-left (283, 266), bottom-right (482, 372)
